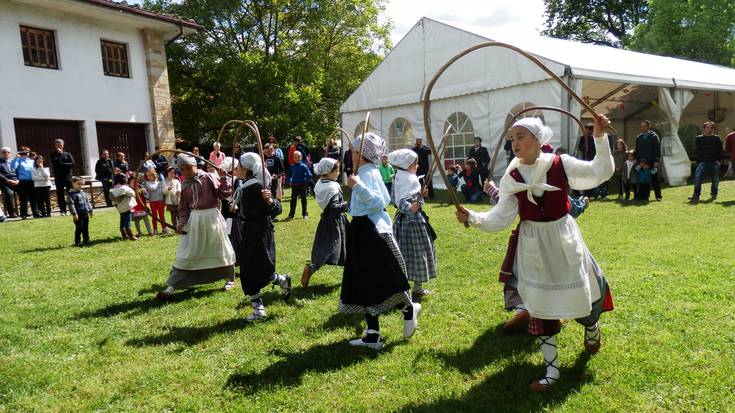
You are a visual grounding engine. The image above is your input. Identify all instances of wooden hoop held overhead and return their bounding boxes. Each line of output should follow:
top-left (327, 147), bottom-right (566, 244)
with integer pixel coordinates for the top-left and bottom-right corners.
top-left (214, 119), bottom-right (268, 188)
top-left (353, 112), bottom-right (371, 172)
top-left (422, 41), bottom-right (617, 214)
top-left (328, 127), bottom-right (353, 147)
top-left (488, 105), bottom-right (586, 178)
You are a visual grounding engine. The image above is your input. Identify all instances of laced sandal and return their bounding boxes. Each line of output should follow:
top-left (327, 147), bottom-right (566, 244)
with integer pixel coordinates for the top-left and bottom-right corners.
top-left (246, 306), bottom-right (266, 322)
top-left (403, 303), bottom-right (421, 338)
top-left (412, 288), bottom-right (433, 297)
top-left (301, 265), bottom-right (313, 288)
top-left (279, 274), bottom-right (292, 302)
top-left (530, 336), bottom-right (559, 392)
top-left (584, 325), bottom-right (601, 354)
top-left (223, 281), bottom-right (236, 291)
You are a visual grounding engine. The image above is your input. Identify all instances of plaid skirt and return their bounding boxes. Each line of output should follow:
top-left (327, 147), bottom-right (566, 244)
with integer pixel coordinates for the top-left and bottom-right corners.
top-left (393, 212), bottom-right (437, 283)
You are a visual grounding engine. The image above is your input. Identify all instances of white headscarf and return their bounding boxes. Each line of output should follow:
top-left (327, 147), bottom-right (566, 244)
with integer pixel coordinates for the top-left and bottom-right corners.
top-left (177, 154), bottom-right (196, 166)
top-left (221, 156), bottom-right (239, 172)
top-left (239, 152), bottom-right (271, 189)
top-left (388, 149), bottom-right (417, 170)
top-left (351, 132), bottom-right (385, 165)
top-left (314, 157), bottom-right (338, 176)
top-left (511, 117), bottom-right (553, 145)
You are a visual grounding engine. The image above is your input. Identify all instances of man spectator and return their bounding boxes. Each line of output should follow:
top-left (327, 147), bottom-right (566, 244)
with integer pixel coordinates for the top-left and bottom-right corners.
top-left (412, 136), bottom-right (434, 199)
top-left (12, 147), bottom-right (37, 219)
top-left (152, 146), bottom-right (169, 175)
top-left (468, 136), bottom-right (491, 182)
top-left (635, 120), bottom-right (662, 201)
top-left (724, 128), bottom-right (735, 176)
top-left (0, 147), bottom-right (19, 218)
top-left (689, 121), bottom-right (723, 202)
top-left (191, 146), bottom-right (207, 170)
top-left (95, 149), bottom-right (115, 207)
top-left (113, 152), bottom-right (130, 176)
top-left (50, 138), bottom-right (75, 215)
top-left (264, 143), bottom-right (285, 201)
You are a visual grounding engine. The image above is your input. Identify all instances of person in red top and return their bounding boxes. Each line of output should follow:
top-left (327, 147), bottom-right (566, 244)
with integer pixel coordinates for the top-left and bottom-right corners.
top-left (456, 115), bottom-right (614, 391)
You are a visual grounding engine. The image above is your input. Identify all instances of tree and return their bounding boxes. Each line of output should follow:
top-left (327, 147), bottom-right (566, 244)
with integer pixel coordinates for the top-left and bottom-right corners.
top-left (142, 0), bottom-right (391, 149)
top-left (542, 0), bottom-right (648, 48)
top-left (629, 0), bottom-right (735, 66)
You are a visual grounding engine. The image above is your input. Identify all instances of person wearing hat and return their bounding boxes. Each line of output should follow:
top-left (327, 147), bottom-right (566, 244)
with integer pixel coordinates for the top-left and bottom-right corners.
top-left (156, 154), bottom-right (236, 301)
top-left (11, 147), bottom-right (38, 219)
top-left (412, 137), bottom-right (434, 199)
top-left (339, 132), bottom-right (421, 350)
top-left (301, 157), bottom-right (349, 288)
top-left (456, 115), bottom-right (615, 391)
top-left (233, 152), bottom-right (291, 322)
top-left (389, 148), bottom-right (437, 297)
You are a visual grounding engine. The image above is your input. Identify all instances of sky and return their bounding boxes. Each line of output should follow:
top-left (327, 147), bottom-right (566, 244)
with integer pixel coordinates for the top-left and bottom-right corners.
top-left (128, 0), bottom-right (548, 46)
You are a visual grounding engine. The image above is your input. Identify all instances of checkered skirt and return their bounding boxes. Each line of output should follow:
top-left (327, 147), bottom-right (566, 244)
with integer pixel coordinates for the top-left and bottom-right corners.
top-left (393, 212), bottom-right (437, 283)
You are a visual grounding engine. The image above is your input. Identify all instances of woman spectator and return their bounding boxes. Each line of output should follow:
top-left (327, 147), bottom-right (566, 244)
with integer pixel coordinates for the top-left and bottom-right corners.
top-left (32, 155), bottom-right (52, 217)
top-left (209, 142), bottom-right (226, 168)
top-left (458, 158), bottom-right (483, 203)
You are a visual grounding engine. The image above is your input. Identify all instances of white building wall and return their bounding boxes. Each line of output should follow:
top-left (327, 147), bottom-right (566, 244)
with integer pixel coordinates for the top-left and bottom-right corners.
top-left (0, 1), bottom-right (154, 174)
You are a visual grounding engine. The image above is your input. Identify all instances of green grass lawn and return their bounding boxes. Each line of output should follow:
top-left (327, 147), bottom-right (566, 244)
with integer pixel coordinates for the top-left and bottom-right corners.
top-left (1, 181), bottom-right (734, 412)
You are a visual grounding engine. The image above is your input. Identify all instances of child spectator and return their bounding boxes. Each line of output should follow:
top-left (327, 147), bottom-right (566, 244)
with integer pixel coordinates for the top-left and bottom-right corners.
top-left (446, 165), bottom-right (460, 192)
top-left (32, 155), bottom-right (52, 217)
top-left (459, 158), bottom-right (483, 203)
top-left (129, 176), bottom-right (152, 237)
top-left (163, 167), bottom-right (181, 229)
top-left (110, 174), bottom-right (138, 240)
top-left (636, 159), bottom-right (653, 201)
top-left (379, 155), bottom-right (395, 194)
top-left (67, 176), bottom-right (93, 246)
top-left (623, 150), bottom-right (637, 200)
top-left (612, 139), bottom-right (628, 198)
top-left (144, 168), bottom-right (168, 235)
top-left (302, 158), bottom-right (349, 288)
top-left (287, 151), bottom-right (311, 219)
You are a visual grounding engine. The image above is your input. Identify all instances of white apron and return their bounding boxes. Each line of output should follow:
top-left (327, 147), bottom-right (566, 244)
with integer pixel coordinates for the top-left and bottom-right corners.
top-left (174, 208), bottom-right (235, 270)
top-left (516, 214), bottom-right (602, 319)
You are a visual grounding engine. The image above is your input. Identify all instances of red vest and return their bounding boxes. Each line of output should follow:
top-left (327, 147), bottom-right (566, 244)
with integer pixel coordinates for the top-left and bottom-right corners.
top-left (511, 155), bottom-right (570, 222)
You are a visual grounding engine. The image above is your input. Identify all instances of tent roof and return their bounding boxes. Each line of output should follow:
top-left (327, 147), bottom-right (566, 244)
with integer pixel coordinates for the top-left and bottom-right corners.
top-left (341, 17), bottom-right (735, 113)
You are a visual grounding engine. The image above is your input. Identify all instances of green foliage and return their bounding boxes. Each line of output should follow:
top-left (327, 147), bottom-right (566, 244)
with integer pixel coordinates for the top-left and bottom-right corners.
top-left (142, 0), bottom-right (391, 148)
top-left (629, 0), bottom-right (735, 66)
top-left (2, 183), bottom-right (735, 411)
top-left (542, 0), bottom-right (649, 47)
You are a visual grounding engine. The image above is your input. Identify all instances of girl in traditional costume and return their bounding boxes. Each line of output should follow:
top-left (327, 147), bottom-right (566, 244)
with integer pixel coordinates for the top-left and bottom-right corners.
top-left (457, 116), bottom-right (615, 391)
top-left (301, 157), bottom-right (349, 288)
top-left (388, 149), bottom-right (437, 297)
top-left (340, 133), bottom-right (421, 350)
top-left (235, 153), bottom-right (291, 322)
top-left (157, 155), bottom-right (236, 300)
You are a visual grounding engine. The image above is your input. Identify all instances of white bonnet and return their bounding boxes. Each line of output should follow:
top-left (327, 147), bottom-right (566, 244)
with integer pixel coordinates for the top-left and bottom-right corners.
top-left (388, 149), bottom-right (418, 170)
top-left (511, 117), bottom-right (553, 144)
top-left (314, 157), bottom-right (338, 176)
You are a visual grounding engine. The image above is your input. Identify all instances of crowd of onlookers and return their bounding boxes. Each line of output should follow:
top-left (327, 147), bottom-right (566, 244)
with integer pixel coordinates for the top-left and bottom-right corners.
top-left (1, 119), bottom-right (734, 238)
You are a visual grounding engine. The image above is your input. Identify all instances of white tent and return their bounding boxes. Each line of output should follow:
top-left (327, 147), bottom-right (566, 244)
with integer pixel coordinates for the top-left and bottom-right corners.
top-left (340, 17), bottom-right (735, 186)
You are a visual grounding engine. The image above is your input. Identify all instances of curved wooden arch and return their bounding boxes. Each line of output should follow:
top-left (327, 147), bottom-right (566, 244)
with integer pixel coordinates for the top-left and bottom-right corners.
top-left (422, 41), bottom-right (616, 214)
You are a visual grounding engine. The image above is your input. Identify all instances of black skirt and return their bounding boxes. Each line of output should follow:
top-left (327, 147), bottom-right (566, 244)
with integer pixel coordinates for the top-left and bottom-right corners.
top-left (339, 216), bottom-right (411, 316)
top-left (311, 205), bottom-right (349, 267)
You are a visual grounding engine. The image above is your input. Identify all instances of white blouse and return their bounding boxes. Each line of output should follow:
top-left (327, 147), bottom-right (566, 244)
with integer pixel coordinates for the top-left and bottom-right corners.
top-left (468, 134), bottom-right (614, 232)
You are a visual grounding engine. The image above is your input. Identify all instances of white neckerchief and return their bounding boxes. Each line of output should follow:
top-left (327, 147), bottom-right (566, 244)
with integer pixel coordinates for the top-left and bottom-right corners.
top-left (315, 179), bottom-right (340, 209)
top-left (500, 153), bottom-right (560, 205)
top-left (393, 169), bottom-right (421, 204)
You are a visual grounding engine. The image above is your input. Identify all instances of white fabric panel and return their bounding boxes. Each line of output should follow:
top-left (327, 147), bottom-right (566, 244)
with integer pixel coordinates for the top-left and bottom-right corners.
top-left (657, 88), bottom-right (694, 186)
top-left (340, 21), bottom-right (426, 113)
top-left (422, 20), bottom-right (565, 102)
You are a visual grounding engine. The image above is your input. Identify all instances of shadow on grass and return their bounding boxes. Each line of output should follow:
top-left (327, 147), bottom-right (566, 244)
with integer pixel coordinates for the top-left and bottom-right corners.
top-left (318, 312), bottom-right (363, 336)
top-left (396, 352), bottom-right (593, 413)
top-left (125, 316), bottom-right (266, 347)
top-left (21, 236), bottom-right (122, 253)
top-left (426, 325), bottom-right (536, 375)
top-left (226, 340), bottom-right (398, 392)
top-left (717, 200), bottom-right (735, 207)
top-left (74, 287), bottom-right (222, 319)
top-left (296, 283), bottom-right (340, 300)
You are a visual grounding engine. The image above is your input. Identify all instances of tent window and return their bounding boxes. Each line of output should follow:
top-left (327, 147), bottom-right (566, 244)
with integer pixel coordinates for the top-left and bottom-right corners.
top-left (388, 118), bottom-right (415, 151)
top-left (442, 112), bottom-right (475, 168)
top-left (354, 121), bottom-right (373, 139)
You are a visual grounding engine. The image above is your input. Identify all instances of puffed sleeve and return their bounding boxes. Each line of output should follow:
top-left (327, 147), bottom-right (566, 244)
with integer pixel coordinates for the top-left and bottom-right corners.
top-left (561, 134), bottom-right (615, 190)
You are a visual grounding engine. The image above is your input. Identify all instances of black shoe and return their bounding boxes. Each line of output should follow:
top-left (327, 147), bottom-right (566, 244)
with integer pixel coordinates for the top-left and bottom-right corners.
top-left (688, 195), bottom-right (699, 202)
top-left (711, 194), bottom-right (717, 200)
